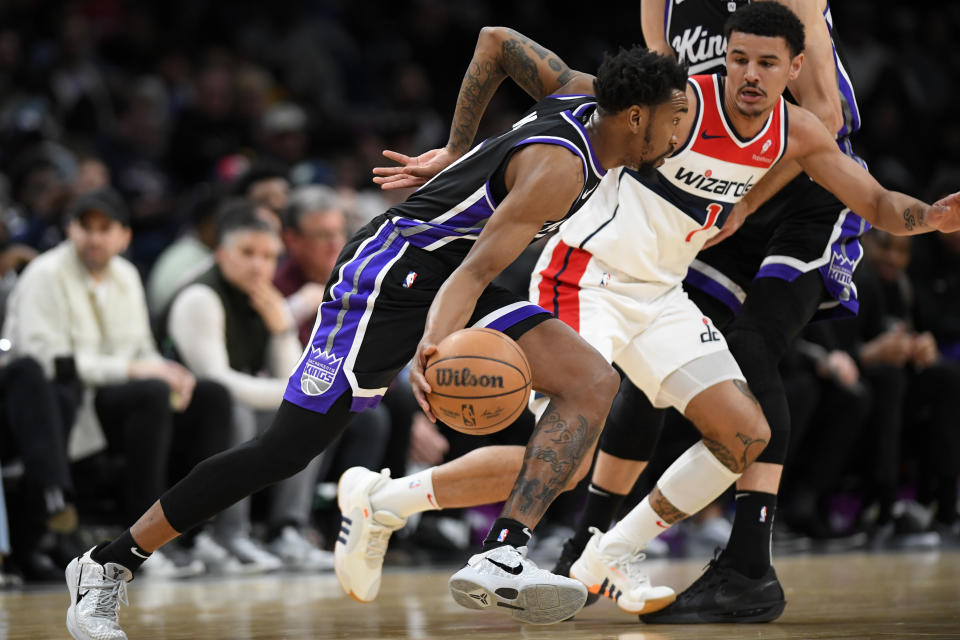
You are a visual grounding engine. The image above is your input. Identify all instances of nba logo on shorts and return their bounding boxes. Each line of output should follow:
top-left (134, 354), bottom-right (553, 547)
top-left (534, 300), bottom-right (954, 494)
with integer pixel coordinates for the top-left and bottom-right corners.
top-left (759, 506), bottom-right (767, 523)
top-left (300, 347), bottom-right (343, 396)
top-left (403, 271), bottom-right (418, 288)
top-left (497, 528), bottom-right (509, 543)
top-left (600, 272), bottom-right (611, 287)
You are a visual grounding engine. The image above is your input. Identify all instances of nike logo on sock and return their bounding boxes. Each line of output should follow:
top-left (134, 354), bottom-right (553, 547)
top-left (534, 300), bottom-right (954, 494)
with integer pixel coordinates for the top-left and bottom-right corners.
top-left (487, 558), bottom-right (523, 575)
top-left (130, 547), bottom-right (150, 560)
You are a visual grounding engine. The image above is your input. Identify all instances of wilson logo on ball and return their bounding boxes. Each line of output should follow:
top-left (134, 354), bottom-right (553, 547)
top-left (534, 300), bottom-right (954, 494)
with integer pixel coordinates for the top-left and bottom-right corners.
top-left (435, 368), bottom-right (505, 388)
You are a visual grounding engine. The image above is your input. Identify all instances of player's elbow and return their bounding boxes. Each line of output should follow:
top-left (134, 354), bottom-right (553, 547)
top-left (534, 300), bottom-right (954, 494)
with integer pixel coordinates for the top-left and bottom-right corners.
top-left (478, 26), bottom-right (511, 52)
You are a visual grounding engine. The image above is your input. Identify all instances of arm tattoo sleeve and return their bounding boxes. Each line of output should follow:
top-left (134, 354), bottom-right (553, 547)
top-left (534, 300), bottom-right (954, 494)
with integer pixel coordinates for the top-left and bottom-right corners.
top-left (449, 59), bottom-right (501, 154)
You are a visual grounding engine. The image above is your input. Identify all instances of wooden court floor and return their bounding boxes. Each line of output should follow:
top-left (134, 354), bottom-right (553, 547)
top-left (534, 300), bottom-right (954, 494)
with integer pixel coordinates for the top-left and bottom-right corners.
top-left (3, 550), bottom-right (959, 639)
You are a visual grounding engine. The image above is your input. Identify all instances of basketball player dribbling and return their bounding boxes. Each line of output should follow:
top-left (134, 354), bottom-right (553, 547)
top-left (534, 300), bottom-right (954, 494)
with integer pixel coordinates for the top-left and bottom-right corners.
top-left (64, 29), bottom-right (689, 639)
top-left (340, 3), bottom-right (960, 619)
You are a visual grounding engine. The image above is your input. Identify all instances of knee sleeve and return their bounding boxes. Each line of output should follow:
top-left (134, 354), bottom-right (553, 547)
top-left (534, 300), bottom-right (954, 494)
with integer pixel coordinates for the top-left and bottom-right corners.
top-left (657, 440), bottom-right (741, 515)
top-left (599, 376), bottom-right (665, 462)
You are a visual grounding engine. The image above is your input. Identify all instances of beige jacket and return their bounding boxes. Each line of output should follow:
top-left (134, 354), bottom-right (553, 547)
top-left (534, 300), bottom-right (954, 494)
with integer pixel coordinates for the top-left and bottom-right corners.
top-left (3, 242), bottom-right (163, 459)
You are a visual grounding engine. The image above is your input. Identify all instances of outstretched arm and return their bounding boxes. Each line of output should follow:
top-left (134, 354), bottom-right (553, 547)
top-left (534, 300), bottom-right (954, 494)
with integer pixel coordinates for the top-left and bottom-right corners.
top-left (789, 106), bottom-right (960, 235)
top-left (374, 26), bottom-right (593, 189)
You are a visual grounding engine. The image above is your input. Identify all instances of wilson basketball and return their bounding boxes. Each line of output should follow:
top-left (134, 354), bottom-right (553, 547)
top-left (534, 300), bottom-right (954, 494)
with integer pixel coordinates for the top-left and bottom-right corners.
top-left (424, 328), bottom-right (533, 435)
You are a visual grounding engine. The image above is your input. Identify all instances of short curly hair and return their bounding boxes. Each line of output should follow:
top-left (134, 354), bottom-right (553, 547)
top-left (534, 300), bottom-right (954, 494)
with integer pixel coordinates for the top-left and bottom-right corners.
top-left (593, 47), bottom-right (688, 115)
top-left (724, 1), bottom-right (805, 58)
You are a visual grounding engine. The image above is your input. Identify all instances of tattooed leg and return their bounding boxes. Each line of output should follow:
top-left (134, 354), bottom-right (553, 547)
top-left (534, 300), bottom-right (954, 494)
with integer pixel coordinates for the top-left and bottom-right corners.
top-left (502, 402), bottom-right (601, 527)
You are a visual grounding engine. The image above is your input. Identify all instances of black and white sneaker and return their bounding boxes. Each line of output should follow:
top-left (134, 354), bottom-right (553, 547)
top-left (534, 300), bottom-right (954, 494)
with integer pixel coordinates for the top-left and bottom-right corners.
top-left (641, 551), bottom-right (785, 624)
top-left (449, 545), bottom-right (587, 625)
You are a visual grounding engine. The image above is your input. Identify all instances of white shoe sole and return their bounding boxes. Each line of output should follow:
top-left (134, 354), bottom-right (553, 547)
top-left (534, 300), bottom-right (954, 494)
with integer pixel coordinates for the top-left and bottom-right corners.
top-left (569, 558), bottom-right (675, 615)
top-left (449, 574), bottom-right (587, 625)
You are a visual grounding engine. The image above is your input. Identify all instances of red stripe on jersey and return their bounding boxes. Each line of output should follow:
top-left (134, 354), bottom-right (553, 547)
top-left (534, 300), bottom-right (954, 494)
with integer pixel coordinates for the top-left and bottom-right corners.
top-left (536, 240), bottom-right (592, 332)
top-left (689, 75), bottom-right (785, 169)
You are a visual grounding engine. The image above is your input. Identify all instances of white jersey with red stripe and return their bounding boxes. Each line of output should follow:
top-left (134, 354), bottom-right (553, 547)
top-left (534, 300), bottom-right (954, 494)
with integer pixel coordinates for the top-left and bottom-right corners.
top-left (555, 74), bottom-right (787, 294)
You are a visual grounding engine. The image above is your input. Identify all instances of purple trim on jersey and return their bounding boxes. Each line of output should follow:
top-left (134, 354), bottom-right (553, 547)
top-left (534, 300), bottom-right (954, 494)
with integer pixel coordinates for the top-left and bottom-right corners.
top-left (443, 196), bottom-right (494, 229)
top-left (484, 180), bottom-right (499, 209)
top-left (515, 136), bottom-right (589, 186)
top-left (755, 262), bottom-right (802, 282)
top-left (393, 217), bottom-right (478, 249)
top-left (824, 3), bottom-right (861, 139)
top-left (478, 304), bottom-right (551, 333)
top-left (562, 111), bottom-right (607, 177)
top-left (684, 268), bottom-right (743, 314)
top-left (547, 94), bottom-right (593, 98)
top-left (284, 222), bottom-right (405, 413)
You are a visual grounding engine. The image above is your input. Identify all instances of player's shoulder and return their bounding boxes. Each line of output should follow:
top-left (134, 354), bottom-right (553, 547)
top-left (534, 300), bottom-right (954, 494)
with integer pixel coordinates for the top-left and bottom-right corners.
top-left (783, 101), bottom-right (836, 156)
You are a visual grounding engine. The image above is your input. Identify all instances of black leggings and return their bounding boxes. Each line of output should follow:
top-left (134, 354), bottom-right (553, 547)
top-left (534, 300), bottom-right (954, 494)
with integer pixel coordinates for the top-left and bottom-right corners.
top-left (600, 271), bottom-right (824, 466)
top-left (160, 395), bottom-right (355, 534)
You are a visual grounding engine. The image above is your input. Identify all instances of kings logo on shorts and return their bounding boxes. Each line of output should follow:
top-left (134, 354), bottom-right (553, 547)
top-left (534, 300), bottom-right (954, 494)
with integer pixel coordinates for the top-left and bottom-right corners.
top-left (300, 347), bottom-right (343, 396)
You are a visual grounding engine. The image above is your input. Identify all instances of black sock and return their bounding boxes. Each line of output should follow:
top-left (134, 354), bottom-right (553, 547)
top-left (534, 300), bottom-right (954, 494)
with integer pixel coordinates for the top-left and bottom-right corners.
top-left (569, 483), bottom-right (627, 554)
top-left (91, 530), bottom-right (152, 573)
top-left (483, 518), bottom-right (532, 551)
top-left (721, 491), bottom-right (776, 579)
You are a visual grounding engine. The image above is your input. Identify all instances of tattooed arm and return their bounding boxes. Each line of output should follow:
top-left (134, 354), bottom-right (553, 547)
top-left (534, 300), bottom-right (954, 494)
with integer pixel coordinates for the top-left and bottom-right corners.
top-left (785, 103), bottom-right (960, 235)
top-left (373, 27), bottom-right (593, 190)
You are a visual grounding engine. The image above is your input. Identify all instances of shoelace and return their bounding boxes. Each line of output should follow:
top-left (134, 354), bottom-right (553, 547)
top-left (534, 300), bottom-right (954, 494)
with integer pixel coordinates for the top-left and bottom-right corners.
top-left (90, 573), bottom-right (129, 619)
top-left (611, 550), bottom-right (650, 587)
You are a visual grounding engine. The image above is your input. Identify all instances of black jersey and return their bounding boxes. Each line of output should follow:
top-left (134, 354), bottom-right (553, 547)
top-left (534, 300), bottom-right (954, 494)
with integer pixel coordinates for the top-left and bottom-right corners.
top-left (665, 0), bottom-right (747, 75)
top-left (386, 94), bottom-right (607, 257)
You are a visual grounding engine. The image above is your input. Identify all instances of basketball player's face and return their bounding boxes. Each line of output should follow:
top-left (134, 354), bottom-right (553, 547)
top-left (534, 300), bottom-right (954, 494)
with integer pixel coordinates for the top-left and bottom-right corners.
top-left (217, 229), bottom-right (283, 291)
top-left (627, 89), bottom-right (687, 177)
top-left (68, 210), bottom-right (131, 274)
top-left (725, 32), bottom-right (802, 118)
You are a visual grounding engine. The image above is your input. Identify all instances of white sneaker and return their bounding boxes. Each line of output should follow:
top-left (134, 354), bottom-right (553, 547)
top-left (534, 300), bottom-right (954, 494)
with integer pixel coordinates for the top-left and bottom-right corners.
top-left (138, 546), bottom-right (205, 580)
top-left (449, 545), bottom-right (587, 625)
top-left (219, 535), bottom-right (284, 573)
top-left (65, 547), bottom-right (131, 640)
top-left (269, 526), bottom-right (335, 571)
top-left (191, 532), bottom-right (259, 576)
top-left (335, 467), bottom-right (406, 602)
top-left (569, 528), bottom-right (675, 615)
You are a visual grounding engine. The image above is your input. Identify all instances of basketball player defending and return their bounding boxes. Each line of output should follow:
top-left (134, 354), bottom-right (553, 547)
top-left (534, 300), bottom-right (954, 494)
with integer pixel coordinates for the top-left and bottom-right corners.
top-left (340, 6), bottom-right (960, 618)
top-left (550, 0), bottom-right (871, 623)
top-left (64, 30), bottom-right (689, 640)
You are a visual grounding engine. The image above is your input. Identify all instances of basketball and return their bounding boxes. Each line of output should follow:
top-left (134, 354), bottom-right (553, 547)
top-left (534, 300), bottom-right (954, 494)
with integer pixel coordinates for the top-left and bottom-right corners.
top-left (424, 328), bottom-right (533, 435)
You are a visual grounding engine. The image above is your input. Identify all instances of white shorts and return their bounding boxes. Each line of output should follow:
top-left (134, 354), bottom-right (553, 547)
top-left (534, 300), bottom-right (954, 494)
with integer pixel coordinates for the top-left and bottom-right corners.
top-left (530, 236), bottom-right (745, 412)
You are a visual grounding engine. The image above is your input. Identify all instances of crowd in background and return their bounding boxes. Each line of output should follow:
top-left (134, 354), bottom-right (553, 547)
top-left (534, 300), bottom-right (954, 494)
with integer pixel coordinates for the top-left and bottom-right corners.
top-left (0, 0), bottom-right (958, 585)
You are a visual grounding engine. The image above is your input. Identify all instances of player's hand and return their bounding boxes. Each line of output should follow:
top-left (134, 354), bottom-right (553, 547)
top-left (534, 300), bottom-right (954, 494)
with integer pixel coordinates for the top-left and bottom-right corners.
top-left (703, 202), bottom-right (749, 249)
top-left (372, 148), bottom-right (459, 190)
top-left (927, 192), bottom-right (960, 233)
top-left (409, 341), bottom-right (438, 422)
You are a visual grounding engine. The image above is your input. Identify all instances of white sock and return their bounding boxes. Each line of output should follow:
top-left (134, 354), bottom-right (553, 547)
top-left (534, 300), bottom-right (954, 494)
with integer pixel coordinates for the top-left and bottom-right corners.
top-left (369, 468), bottom-right (440, 519)
top-left (599, 496), bottom-right (669, 556)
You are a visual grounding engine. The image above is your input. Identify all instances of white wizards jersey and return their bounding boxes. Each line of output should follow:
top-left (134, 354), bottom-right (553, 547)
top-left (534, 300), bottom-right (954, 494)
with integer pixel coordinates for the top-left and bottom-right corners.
top-left (556, 74), bottom-right (787, 291)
